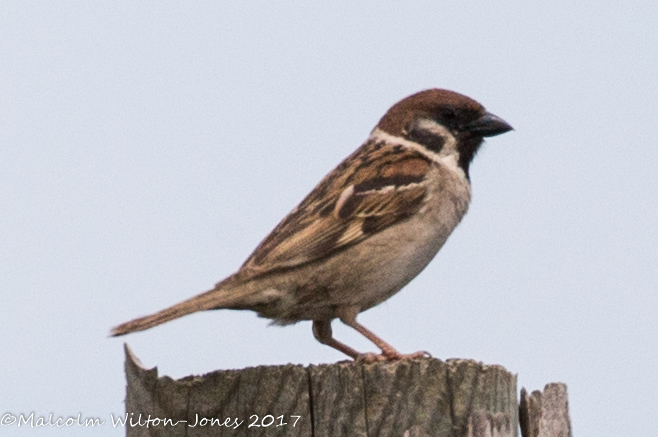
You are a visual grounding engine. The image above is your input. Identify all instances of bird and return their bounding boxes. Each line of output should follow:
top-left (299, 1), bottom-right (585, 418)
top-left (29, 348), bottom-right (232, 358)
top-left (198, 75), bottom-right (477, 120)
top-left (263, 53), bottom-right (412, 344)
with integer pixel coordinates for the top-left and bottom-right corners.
top-left (111, 89), bottom-right (513, 362)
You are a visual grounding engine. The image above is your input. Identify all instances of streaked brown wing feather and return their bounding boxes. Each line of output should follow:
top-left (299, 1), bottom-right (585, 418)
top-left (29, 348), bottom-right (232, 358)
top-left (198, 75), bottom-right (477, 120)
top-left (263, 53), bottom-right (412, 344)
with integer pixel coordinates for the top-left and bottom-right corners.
top-left (237, 139), bottom-right (432, 278)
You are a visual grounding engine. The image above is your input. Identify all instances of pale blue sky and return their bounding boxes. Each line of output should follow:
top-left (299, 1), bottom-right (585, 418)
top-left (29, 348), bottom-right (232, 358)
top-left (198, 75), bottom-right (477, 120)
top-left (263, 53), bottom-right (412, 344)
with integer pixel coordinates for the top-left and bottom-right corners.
top-left (2, 1), bottom-right (657, 435)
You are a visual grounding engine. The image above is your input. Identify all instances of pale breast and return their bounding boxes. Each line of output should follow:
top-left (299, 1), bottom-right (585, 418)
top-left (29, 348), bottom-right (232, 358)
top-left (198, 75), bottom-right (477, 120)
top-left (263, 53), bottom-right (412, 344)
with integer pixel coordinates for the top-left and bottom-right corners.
top-left (354, 165), bottom-right (471, 306)
top-left (304, 165), bottom-right (470, 310)
top-left (259, 164), bottom-right (472, 322)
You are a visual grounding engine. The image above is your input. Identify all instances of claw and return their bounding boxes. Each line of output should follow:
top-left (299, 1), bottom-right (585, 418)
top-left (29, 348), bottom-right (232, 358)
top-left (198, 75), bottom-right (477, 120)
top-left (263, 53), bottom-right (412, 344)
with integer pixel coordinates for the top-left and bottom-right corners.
top-left (356, 353), bottom-right (388, 364)
top-left (381, 348), bottom-right (402, 361)
top-left (355, 350), bottom-right (430, 363)
top-left (384, 350), bottom-right (429, 361)
top-left (405, 350), bottom-right (431, 360)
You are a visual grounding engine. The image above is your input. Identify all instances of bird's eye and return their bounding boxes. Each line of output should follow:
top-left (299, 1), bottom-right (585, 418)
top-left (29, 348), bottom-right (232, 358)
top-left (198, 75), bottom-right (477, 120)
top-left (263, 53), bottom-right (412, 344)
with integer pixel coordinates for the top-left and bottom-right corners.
top-left (439, 107), bottom-right (457, 121)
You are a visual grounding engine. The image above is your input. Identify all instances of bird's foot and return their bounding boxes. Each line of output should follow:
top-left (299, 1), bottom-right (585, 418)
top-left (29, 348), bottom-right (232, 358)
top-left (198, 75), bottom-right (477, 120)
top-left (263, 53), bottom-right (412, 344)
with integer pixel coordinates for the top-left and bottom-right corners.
top-left (400, 350), bottom-right (432, 360)
top-left (355, 349), bottom-right (431, 363)
top-left (355, 352), bottom-right (389, 363)
top-left (382, 349), bottom-right (431, 361)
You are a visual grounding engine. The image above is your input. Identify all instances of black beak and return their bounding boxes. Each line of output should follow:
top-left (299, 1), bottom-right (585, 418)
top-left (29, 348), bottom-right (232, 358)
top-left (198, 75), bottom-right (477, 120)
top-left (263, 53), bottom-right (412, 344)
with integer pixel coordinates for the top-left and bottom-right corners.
top-left (465, 112), bottom-right (513, 137)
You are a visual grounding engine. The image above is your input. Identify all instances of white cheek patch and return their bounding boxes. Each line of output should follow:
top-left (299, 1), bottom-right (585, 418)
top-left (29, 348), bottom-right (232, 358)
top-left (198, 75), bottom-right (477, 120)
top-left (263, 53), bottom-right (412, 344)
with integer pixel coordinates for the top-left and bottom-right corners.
top-left (412, 118), bottom-right (458, 155)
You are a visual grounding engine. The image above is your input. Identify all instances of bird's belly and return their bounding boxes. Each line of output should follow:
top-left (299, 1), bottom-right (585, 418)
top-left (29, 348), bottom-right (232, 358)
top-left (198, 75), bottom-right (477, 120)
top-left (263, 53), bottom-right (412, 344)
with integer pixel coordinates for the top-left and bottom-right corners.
top-left (347, 202), bottom-right (466, 309)
top-left (262, 168), bottom-right (471, 323)
top-left (308, 174), bottom-right (470, 313)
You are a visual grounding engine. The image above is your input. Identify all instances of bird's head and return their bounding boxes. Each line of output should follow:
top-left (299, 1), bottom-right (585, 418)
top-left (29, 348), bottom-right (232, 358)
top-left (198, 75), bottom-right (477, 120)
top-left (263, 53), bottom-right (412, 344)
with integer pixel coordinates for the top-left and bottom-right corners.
top-left (376, 89), bottom-right (513, 177)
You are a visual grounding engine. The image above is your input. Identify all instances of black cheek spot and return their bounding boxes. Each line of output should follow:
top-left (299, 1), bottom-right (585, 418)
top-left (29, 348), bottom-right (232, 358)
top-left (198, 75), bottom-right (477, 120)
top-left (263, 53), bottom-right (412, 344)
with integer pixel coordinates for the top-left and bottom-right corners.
top-left (406, 127), bottom-right (445, 153)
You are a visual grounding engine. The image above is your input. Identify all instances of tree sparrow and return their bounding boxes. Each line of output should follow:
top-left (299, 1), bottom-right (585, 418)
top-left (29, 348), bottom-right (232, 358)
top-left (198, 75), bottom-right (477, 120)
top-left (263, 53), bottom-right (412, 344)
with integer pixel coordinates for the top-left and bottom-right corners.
top-left (111, 89), bottom-right (513, 362)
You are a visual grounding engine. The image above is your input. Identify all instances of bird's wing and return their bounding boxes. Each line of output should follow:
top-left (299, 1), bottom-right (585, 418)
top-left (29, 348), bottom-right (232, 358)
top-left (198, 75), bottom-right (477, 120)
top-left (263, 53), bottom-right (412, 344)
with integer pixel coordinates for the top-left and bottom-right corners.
top-left (236, 140), bottom-right (433, 279)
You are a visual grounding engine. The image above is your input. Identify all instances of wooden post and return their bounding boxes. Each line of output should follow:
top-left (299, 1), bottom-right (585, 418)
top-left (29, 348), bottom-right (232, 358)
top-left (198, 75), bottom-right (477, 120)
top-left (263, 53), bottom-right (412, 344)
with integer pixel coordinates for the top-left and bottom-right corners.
top-left (122, 344), bottom-right (571, 437)
top-left (519, 384), bottom-right (572, 437)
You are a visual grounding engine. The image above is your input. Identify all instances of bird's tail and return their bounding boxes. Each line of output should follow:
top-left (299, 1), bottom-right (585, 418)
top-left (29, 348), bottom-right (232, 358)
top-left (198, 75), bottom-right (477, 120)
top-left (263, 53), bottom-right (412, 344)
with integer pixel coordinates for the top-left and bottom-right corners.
top-left (110, 277), bottom-right (264, 336)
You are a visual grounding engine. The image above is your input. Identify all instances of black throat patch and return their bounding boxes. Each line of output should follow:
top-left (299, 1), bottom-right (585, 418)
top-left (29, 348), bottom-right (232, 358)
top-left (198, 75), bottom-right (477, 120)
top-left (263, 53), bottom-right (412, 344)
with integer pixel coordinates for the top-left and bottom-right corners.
top-left (456, 136), bottom-right (484, 180)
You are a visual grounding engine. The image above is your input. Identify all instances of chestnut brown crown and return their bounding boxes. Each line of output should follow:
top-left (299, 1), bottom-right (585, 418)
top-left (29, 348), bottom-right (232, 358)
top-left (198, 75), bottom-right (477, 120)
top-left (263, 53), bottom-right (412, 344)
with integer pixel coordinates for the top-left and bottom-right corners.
top-left (376, 89), bottom-right (512, 178)
top-left (376, 89), bottom-right (512, 139)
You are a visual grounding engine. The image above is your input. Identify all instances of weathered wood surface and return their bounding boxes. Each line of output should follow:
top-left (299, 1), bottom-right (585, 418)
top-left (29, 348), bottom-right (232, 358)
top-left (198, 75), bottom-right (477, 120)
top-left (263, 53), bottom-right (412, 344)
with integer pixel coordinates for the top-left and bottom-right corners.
top-left (123, 344), bottom-right (567, 437)
top-left (519, 384), bottom-right (572, 437)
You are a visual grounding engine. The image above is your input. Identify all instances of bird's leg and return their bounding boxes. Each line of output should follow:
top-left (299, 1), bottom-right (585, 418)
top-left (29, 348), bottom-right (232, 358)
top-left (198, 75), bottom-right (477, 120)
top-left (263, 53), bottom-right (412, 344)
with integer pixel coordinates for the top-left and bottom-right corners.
top-left (312, 319), bottom-right (362, 360)
top-left (341, 317), bottom-right (402, 360)
top-left (338, 307), bottom-right (428, 361)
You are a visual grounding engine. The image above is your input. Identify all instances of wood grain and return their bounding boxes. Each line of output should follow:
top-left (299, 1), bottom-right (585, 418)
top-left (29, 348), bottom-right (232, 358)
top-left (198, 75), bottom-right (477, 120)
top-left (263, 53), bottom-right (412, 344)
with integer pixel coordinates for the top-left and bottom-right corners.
top-left (519, 383), bottom-right (572, 437)
top-left (123, 345), bottom-right (567, 437)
